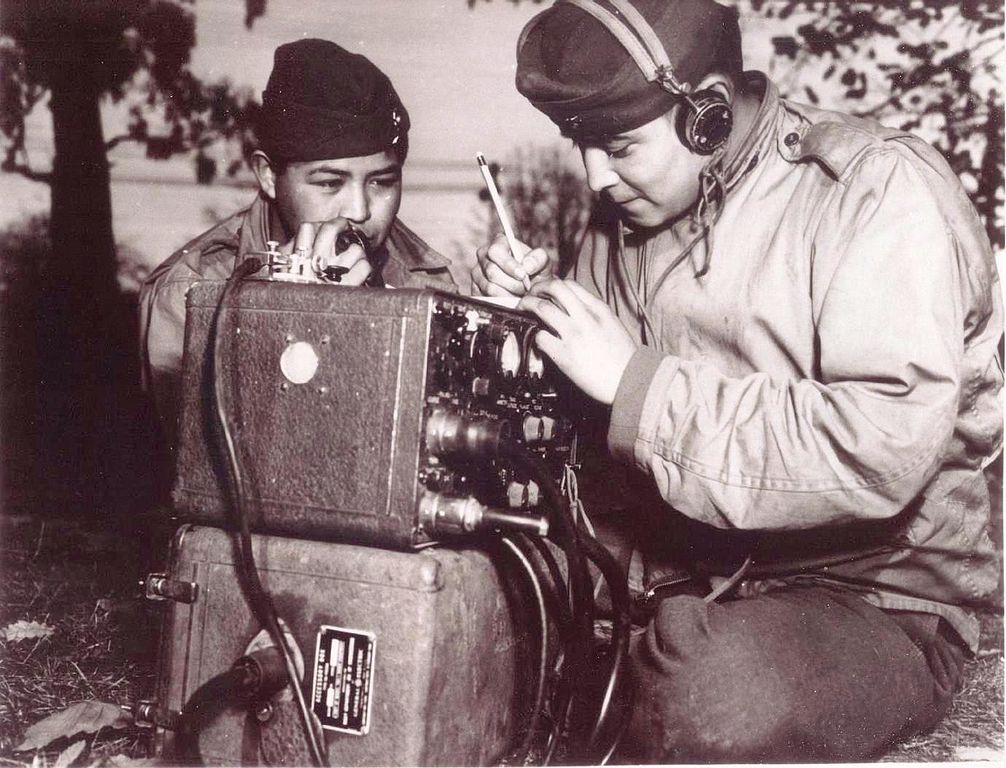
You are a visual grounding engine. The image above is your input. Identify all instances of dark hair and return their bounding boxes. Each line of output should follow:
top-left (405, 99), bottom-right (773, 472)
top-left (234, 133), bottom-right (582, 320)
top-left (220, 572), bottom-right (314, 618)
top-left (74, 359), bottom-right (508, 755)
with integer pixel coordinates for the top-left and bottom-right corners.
top-left (701, 7), bottom-right (745, 91)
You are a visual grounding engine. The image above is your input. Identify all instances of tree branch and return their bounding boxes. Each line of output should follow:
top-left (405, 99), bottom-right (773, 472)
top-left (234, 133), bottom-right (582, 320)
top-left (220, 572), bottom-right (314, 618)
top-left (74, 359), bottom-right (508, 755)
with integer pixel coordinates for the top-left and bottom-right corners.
top-left (1, 159), bottom-right (52, 184)
top-left (104, 134), bottom-right (144, 152)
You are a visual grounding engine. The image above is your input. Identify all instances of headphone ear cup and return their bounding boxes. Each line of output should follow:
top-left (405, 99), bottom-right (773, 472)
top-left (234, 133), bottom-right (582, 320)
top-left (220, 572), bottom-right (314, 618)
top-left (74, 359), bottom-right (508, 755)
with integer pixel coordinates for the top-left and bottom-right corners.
top-left (681, 90), bottom-right (733, 155)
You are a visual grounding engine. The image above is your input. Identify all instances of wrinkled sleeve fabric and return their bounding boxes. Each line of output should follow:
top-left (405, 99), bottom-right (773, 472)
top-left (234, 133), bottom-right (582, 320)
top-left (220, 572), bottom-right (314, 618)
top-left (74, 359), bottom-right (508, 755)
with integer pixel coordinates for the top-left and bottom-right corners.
top-left (609, 149), bottom-right (964, 530)
top-left (138, 259), bottom-right (201, 450)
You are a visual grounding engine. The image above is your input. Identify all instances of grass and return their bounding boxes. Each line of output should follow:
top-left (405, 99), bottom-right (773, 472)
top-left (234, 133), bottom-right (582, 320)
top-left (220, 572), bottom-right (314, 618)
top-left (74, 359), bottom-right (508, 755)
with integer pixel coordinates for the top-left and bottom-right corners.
top-left (0, 514), bottom-right (1002, 766)
top-left (0, 516), bottom-right (162, 766)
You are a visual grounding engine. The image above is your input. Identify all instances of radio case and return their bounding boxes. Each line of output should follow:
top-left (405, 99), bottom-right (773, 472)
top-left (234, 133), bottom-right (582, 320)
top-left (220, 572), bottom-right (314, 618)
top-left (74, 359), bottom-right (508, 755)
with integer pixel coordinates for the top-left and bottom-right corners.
top-left (172, 281), bottom-right (575, 549)
top-left (153, 525), bottom-right (532, 766)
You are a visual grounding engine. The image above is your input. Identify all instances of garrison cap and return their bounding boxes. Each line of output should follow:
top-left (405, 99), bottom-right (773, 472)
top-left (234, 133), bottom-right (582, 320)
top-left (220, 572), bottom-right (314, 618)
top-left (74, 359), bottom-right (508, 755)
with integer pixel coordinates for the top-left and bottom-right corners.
top-left (257, 39), bottom-right (410, 164)
top-left (516, 0), bottom-right (740, 138)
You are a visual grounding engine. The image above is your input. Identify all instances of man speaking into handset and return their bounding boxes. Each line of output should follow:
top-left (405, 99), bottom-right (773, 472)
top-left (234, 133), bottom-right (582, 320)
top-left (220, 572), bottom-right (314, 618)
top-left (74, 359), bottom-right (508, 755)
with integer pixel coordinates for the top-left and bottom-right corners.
top-left (140, 39), bottom-right (455, 448)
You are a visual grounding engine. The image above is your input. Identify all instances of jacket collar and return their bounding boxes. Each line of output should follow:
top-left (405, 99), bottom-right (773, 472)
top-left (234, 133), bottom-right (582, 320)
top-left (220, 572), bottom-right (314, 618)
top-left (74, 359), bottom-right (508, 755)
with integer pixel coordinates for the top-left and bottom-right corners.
top-left (718, 71), bottom-right (781, 194)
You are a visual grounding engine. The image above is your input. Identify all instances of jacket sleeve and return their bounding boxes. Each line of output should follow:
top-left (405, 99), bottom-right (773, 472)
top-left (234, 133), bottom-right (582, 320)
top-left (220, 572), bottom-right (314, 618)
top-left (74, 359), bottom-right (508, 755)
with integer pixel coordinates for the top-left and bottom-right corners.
top-left (608, 148), bottom-right (965, 530)
top-left (138, 264), bottom-right (195, 451)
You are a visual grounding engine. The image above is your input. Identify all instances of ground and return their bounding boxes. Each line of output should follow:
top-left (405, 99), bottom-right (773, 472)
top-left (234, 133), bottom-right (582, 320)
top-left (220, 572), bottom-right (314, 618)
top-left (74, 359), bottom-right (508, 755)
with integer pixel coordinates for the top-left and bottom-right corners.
top-left (0, 514), bottom-right (1002, 766)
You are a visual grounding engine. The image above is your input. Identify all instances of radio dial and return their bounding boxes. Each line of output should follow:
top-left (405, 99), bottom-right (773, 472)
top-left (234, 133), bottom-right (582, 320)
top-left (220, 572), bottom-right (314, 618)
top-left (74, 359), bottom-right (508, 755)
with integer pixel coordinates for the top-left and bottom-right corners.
top-left (526, 345), bottom-right (545, 379)
top-left (499, 330), bottom-right (521, 377)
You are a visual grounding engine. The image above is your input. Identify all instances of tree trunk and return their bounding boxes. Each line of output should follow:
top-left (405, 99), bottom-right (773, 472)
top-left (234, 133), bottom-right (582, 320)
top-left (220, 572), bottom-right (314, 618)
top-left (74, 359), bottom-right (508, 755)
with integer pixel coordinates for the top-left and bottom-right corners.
top-left (49, 76), bottom-right (117, 297)
top-left (26, 65), bottom-right (159, 518)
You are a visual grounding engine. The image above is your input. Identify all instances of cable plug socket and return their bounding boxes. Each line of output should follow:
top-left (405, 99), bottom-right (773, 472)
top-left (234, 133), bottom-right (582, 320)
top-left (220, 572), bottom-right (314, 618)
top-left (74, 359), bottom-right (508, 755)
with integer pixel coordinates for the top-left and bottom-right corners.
top-left (425, 411), bottom-right (510, 458)
top-left (418, 491), bottom-right (548, 537)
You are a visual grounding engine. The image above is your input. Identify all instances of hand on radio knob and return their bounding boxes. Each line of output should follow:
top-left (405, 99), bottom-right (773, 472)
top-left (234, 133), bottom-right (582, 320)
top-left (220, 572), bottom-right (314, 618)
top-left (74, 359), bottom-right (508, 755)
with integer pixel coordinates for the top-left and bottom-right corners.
top-left (286, 218), bottom-right (372, 285)
top-left (518, 279), bottom-right (637, 406)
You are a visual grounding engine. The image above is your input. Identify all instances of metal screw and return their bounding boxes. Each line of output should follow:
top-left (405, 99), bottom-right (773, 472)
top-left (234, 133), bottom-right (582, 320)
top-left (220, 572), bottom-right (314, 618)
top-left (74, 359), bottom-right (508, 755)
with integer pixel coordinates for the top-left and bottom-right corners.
top-left (254, 702), bottom-right (274, 722)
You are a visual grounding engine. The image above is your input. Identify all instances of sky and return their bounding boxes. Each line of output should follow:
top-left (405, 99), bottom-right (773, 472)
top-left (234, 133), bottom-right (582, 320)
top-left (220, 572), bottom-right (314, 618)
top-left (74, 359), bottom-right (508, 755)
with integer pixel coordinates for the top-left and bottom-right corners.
top-left (188, 0), bottom-right (560, 165)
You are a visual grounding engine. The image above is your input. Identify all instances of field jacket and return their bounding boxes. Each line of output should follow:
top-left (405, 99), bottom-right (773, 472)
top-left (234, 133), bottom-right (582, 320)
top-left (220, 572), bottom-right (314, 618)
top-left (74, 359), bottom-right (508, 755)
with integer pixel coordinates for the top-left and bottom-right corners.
top-left (139, 193), bottom-right (455, 448)
top-left (574, 75), bottom-right (1003, 652)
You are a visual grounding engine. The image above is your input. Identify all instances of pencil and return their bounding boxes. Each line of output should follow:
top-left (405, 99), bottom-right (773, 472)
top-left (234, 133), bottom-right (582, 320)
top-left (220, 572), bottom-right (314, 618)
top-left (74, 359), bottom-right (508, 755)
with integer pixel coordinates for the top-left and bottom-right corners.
top-left (476, 152), bottom-right (533, 292)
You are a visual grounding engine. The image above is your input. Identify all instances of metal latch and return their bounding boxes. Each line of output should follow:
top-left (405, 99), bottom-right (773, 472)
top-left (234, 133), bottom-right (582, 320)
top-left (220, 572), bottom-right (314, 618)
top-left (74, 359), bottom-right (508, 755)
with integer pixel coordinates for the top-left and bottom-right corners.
top-left (142, 573), bottom-right (199, 604)
top-left (130, 700), bottom-right (181, 731)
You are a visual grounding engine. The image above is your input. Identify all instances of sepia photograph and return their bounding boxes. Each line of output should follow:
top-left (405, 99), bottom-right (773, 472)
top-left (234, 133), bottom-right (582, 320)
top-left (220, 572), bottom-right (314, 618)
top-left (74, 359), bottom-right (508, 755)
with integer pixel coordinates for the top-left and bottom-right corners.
top-left (0, 0), bottom-right (1002, 765)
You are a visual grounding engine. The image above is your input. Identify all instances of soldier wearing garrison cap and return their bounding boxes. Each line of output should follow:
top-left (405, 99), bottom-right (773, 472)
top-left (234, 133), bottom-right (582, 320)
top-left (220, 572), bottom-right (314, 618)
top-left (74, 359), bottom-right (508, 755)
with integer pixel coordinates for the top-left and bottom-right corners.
top-left (474, 0), bottom-right (1001, 762)
top-left (140, 39), bottom-right (454, 450)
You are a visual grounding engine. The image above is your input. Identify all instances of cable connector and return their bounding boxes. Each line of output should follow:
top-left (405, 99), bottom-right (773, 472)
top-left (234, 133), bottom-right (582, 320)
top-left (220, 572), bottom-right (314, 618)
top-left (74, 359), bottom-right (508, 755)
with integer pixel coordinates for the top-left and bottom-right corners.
top-left (232, 646), bottom-right (290, 701)
top-left (425, 411), bottom-right (510, 458)
top-left (418, 491), bottom-right (548, 537)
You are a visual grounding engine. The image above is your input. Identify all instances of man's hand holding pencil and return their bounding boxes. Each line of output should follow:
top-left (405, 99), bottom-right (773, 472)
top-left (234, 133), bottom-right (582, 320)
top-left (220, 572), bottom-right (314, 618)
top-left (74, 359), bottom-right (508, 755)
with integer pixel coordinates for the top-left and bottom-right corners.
top-left (471, 234), bottom-right (554, 297)
top-left (471, 152), bottom-right (555, 297)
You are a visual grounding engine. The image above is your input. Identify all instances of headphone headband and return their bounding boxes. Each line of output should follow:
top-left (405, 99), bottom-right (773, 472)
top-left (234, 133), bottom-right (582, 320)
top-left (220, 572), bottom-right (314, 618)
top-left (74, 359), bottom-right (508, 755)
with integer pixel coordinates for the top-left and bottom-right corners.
top-left (541, 0), bottom-right (733, 154)
top-left (557, 0), bottom-right (692, 97)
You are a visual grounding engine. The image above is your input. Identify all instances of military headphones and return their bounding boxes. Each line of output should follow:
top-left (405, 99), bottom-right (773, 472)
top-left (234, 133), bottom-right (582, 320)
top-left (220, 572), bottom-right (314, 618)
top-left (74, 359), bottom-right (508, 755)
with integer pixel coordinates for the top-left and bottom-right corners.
top-left (558, 0), bottom-right (733, 155)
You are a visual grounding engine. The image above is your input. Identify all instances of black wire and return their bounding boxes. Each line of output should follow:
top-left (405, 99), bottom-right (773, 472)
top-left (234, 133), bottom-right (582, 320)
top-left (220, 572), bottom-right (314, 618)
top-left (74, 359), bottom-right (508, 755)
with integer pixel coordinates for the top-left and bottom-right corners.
top-left (528, 537), bottom-right (576, 649)
top-left (576, 527), bottom-right (632, 761)
top-left (501, 534), bottom-right (550, 765)
top-left (503, 448), bottom-right (594, 762)
top-left (506, 442), bottom-right (634, 764)
top-left (525, 537), bottom-right (576, 765)
top-left (174, 666), bottom-right (253, 766)
top-left (210, 262), bottom-right (327, 767)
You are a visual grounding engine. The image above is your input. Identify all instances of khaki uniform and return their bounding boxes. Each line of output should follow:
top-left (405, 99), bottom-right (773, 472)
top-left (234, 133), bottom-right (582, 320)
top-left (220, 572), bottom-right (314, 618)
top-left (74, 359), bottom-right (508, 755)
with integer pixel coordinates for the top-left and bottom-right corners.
top-left (575, 76), bottom-right (1002, 653)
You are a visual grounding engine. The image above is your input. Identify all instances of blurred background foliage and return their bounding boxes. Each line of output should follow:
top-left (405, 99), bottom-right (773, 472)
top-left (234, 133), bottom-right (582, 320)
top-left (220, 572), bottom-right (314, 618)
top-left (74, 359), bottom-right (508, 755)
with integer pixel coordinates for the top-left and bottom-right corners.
top-left (747, 0), bottom-right (1003, 249)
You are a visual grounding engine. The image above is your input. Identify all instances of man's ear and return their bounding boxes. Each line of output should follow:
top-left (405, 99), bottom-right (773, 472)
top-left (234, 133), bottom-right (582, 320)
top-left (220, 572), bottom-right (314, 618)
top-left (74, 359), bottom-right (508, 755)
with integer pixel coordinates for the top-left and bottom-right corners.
top-left (696, 73), bottom-right (734, 104)
top-left (251, 151), bottom-right (278, 200)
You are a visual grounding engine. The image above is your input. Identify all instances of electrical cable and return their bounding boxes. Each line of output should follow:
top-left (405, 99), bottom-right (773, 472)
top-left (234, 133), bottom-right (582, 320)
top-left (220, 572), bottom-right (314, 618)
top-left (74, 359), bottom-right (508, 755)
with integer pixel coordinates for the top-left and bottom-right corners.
top-left (503, 448), bottom-right (595, 762)
top-left (615, 222), bottom-right (657, 345)
top-left (525, 537), bottom-right (577, 765)
top-left (503, 445), bottom-right (633, 765)
top-left (576, 529), bottom-right (632, 760)
top-left (174, 647), bottom-right (288, 767)
top-left (501, 534), bottom-right (550, 765)
top-left (210, 260), bottom-right (328, 767)
top-left (174, 666), bottom-right (252, 766)
top-left (703, 553), bottom-right (753, 603)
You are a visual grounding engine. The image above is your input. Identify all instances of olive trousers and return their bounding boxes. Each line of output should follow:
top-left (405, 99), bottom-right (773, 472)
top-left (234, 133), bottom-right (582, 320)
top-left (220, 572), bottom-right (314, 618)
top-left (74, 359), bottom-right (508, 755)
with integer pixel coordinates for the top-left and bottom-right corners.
top-left (616, 583), bottom-right (967, 763)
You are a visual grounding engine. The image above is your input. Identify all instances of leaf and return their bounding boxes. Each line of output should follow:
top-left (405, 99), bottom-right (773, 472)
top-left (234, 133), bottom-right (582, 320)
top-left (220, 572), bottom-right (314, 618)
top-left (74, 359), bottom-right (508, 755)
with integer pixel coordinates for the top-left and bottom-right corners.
top-left (771, 35), bottom-right (799, 58)
top-left (92, 757), bottom-right (161, 768)
top-left (15, 701), bottom-right (132, 752)
top-left (1, 620), bottom-right (54, 642)
top-left (54, 739), bottom-right (86, 768)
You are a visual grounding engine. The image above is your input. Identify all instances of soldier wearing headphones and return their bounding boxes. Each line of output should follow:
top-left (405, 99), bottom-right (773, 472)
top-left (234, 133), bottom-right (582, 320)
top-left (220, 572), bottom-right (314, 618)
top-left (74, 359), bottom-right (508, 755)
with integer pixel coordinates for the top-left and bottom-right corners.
top-left (472, 0), bottom-right (1002, 761)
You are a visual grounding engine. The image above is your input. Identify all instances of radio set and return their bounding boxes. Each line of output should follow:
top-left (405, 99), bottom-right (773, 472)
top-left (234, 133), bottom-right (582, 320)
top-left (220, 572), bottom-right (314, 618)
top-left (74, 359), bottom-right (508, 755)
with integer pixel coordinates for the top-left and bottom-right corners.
top-left (146, 276), bottom-right (631, 767)
top-left (171, 280), bottom-right (581, 548)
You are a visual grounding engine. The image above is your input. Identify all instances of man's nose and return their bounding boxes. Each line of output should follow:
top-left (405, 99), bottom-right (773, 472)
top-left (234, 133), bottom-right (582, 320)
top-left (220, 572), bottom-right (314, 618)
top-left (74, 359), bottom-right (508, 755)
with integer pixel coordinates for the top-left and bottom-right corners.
top-left (341, 183), bottom-right (371, 224)
top-left (581, 147), bottom-right (618, 194)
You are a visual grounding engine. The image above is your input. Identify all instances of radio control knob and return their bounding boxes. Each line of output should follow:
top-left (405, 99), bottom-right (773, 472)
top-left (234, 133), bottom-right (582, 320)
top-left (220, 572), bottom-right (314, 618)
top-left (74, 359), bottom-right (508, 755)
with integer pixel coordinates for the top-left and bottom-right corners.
top-left (472, 377), bottom-right (491, 397)
top-left (506, 480), bottom-right (540, 508)
top-left (540, 416), bottom-right (557, 441)
top-left (526, 345), bottom-right (545, 379)
top-left (526, 480), bottom-right (540, 507)
top-left (507, 481), bottom-right (526, 508)
top-left (522, 415), bottom-right (544, 443)
top-left (499, 330), bottom-right (521, 377)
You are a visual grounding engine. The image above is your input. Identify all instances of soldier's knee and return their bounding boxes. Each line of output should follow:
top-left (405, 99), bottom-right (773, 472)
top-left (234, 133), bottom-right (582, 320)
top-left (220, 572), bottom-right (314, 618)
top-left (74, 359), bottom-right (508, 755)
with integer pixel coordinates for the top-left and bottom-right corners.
top-left (618, 596), bottom-right (799, 763)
